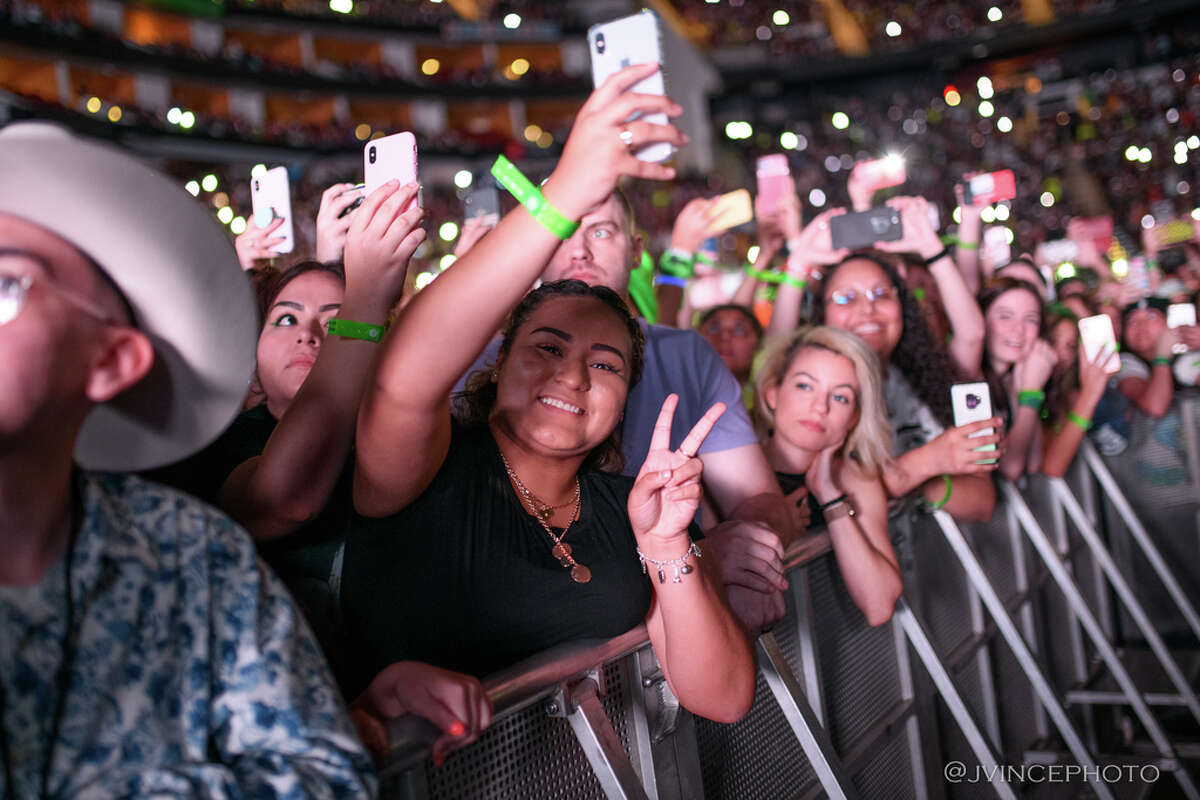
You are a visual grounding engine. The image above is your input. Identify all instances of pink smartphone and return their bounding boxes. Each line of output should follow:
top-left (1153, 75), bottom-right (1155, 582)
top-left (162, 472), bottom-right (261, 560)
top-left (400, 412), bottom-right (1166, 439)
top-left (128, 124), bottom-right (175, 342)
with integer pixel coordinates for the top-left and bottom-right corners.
top-left (364, 131), bottom-right (418, 207)
top-left (756, 155), bottom-right (791, 216)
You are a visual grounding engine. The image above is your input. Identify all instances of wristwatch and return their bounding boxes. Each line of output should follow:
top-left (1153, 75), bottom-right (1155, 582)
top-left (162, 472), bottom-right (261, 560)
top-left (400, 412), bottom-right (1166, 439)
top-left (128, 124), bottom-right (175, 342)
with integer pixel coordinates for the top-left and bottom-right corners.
top-left (824, 497), bottom-right (857, 522)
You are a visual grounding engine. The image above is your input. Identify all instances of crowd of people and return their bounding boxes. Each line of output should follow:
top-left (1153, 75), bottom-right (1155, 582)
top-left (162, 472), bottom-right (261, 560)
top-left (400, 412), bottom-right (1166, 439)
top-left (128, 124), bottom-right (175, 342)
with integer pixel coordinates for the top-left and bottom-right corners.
top-left (2, 48), bottom-right (1199, 796)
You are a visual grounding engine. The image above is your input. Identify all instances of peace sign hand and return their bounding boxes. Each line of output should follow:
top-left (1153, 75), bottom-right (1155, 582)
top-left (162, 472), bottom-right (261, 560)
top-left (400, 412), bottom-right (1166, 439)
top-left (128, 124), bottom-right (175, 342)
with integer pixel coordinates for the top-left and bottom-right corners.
top-left (628, 395), bottom-right (726, 549)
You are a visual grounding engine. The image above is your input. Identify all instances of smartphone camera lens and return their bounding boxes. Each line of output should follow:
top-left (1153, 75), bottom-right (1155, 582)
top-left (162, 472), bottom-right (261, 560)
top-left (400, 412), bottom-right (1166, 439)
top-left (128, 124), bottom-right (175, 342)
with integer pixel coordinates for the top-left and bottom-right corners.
top-left (368, 146), bottom-right (377, 165)
top-left (965, 394), bottom-right (981, 410)
top-left (595, 32), bottom-right (606, 54)
top-left (254, 180), bottom-right (260, 191)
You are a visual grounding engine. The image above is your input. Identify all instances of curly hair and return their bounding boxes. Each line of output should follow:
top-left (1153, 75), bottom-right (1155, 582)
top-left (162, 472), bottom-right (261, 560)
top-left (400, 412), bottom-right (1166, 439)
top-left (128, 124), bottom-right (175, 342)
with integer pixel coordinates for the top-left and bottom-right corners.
top-left (811, 251), bottom-right (958, 428)
top-left (454, 279), bottom-right (646, 473)
top-left (977, 276), bottom-right (1046, 423)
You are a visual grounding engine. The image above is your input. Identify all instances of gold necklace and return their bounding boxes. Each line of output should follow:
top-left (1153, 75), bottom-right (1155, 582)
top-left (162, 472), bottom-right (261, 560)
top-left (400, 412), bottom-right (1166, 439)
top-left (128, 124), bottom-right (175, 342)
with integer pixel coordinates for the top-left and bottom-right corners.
top-left (500, 452), bottom-right (591, 584)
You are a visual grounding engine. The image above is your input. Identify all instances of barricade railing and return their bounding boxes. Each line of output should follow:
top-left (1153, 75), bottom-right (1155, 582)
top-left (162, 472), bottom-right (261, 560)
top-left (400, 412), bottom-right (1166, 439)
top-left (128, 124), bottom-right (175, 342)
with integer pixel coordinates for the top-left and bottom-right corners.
top-left (377, 396), bottom-right (1200, 800)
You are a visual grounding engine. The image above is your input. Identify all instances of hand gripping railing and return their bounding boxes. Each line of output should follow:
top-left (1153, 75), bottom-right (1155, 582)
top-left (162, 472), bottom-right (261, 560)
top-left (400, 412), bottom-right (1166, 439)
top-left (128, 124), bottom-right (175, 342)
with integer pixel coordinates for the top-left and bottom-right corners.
top-left (378, 522), bottom-right (1031, 800)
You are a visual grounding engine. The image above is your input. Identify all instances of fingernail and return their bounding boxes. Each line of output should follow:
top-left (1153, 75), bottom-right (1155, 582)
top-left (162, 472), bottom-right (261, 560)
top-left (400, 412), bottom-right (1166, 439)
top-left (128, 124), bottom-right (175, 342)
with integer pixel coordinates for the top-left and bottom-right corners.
top-left (449, 721), bottom-right (466, 737)
top-left (433, 750), bottom-right (444, 767)
top-left (661, 470), bottom-right (672, 480)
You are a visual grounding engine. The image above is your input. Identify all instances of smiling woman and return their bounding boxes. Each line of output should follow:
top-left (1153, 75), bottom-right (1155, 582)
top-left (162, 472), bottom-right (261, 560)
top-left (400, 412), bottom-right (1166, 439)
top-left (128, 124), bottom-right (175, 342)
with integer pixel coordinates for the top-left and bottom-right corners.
top-left (345, 65), bottom-right (756, 729)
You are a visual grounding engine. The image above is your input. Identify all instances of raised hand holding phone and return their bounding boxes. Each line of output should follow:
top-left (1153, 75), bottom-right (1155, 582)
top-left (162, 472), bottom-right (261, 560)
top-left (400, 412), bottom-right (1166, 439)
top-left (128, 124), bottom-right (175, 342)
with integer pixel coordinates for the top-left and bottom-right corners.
top-left (950, 382), bottom-right (999, 465)
top-left (249, 166), bottom-right (294, 255)
top-left (588, 11), bottom-right (674, 163)
top-left (1078, 314), bottom-right (1121, 374)
top-left (541, 62), bottom-right (686, 223)
top-left (315, 182), bottom-right (364, 263)
top-left (342, 181), bottom-right (426, 311)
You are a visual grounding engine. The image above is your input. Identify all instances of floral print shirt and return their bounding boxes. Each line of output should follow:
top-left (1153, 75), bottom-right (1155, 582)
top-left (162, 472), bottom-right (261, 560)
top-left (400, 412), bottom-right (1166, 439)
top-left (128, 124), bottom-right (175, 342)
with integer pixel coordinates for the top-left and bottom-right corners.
top-left (0, 473), bottom-right (376, 798)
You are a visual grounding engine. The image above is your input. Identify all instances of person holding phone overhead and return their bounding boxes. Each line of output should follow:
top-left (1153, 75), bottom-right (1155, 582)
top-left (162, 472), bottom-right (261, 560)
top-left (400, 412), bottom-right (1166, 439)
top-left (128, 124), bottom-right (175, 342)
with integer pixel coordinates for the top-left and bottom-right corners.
top-left (344, 64), bottom-right (755, 723)
top-left (453, 77), bottom-right (797, 632)
top-left (768, 186), bottom-right (997, 520)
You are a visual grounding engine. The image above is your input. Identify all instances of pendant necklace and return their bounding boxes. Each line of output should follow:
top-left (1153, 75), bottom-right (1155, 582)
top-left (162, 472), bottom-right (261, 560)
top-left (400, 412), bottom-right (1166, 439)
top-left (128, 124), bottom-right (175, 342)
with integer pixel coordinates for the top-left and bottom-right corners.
top-left (500, 452), bottom-right (591, 584)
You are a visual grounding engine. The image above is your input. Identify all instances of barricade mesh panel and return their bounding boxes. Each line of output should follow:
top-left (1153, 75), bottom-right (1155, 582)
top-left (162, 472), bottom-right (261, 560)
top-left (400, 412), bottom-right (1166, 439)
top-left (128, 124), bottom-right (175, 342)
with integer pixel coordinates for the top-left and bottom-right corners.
top-left (965, 512), bottom-right (1019, 605)
top-left (909, 514), bottom-right (977, 656)
top-left (1098, 396), bottom-right (1200, 641)
top-left (694, 671), bottom-right (819, 800)
top-left (851, 726), bottom-right (916, 800)
top-left (808, 556), bottom-right (905, 753)
top-left (415, 660), bottom-right (631, 800)
top-left (937, 658), bottom-right (997, 800)
top-left (992, 638), bottom-right (1041, 760)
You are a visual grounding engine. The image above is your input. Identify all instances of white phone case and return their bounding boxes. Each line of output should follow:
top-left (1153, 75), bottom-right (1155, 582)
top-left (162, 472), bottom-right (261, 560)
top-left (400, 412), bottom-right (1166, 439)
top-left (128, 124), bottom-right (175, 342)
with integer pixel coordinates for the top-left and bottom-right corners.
top-left (588, 11), bottom-right (673, 164)
top-left (364, 131), bottom-right (419, 200)
top-left (250, 166), bottom-right (294, 255)
top-left (1167, 303), bottom-right (1197, 329)
top-left (1078, 314), bottom-right (1120, 373)
top-left (950, 381), bottom-right (997, 462)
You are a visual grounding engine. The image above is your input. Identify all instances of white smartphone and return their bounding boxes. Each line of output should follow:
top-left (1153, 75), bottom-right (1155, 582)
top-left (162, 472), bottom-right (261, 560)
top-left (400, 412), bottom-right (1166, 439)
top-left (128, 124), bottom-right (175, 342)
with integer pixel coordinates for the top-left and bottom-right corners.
top-left (982, 226), bottom-right (1011, 270)
top-left (364, 131), bottom-right (419, 206)
top-left (1167, 303), bottom-right (1197, 329)
top-left (588, 11), bottom-right (673, 164)
top-left (249, 166), bottom-right (294, 255)
top-left (1078, 314), bottom-right (1121, 373)
top-left (950, 382), bottom-right (997, 463)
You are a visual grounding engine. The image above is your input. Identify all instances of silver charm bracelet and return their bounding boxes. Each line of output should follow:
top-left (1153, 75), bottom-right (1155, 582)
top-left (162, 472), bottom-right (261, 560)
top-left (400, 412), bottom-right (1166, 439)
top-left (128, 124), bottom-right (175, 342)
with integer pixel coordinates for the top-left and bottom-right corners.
top-left (637, 540), bottom-right (702, 584)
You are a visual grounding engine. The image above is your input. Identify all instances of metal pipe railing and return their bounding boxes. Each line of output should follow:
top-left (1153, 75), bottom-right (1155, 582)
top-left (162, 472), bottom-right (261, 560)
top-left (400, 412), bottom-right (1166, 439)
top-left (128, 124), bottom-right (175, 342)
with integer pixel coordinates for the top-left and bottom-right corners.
top-left (381, 530), bottom-right (837, 778)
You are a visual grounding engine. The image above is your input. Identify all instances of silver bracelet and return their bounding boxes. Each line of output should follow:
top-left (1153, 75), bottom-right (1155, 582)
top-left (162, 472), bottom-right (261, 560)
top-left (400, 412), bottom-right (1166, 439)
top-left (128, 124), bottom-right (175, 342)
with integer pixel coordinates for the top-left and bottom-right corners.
top-left (637, 540), bottom-right (701, 584)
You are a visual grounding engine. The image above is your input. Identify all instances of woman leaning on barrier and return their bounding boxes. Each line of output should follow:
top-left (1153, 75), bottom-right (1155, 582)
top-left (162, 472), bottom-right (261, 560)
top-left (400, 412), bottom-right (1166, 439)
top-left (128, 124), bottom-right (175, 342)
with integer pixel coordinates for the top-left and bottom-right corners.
top-left (753, 326), bottom-right (902, 626)
top-left (766, 191), bottom-right (1000, 521)
top-left (341, 64), bottom-right (756, 725)
top-left (1041, 303), bottom-right (1126, 477)
top-left (977, 277), bottom-right (1055, 481)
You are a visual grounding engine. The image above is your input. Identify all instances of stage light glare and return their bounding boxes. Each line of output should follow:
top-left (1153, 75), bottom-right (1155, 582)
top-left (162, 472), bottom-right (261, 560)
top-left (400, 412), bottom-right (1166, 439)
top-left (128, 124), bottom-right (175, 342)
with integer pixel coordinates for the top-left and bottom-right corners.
top-left (809, 188), bottom-right (826, 207)
top-left (86, 97), bottom-right (102, 114)
top-left (997, 116), bottom-right (1013, 133)
top-left (831, 112), bottom-right (849, 130)
top-left (454, 170), bottom-right (473, 189)
top-left (201, 174), bottom-right (218, 192)
top-left (503, 13), bottom-right (521, 29)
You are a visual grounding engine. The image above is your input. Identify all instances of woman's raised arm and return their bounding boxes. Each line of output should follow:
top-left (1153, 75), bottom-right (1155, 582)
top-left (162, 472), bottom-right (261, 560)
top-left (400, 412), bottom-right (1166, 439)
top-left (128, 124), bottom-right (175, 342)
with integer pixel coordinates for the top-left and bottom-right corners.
top-left (354, 63), bottom-right (688, 517)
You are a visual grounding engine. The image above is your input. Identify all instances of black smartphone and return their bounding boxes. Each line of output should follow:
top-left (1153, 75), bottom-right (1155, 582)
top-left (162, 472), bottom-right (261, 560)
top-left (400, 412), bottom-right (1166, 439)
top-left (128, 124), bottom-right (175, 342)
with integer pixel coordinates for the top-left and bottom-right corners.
top-left (830, 207), bottom-right (903, 251)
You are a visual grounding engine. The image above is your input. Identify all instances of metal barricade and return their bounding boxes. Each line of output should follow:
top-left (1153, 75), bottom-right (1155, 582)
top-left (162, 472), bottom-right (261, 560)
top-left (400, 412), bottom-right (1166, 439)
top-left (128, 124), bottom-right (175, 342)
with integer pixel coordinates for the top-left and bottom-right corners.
top-left (375, 397), bottom-right (1200, 799)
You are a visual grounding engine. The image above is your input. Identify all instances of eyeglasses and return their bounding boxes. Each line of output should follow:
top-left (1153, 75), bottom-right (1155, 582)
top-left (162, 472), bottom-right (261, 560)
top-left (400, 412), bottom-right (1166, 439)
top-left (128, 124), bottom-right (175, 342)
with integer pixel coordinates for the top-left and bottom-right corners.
top-left (1, 267), bottom-right (116, 327)
top-left (828, 285), bottom-right (899, 307)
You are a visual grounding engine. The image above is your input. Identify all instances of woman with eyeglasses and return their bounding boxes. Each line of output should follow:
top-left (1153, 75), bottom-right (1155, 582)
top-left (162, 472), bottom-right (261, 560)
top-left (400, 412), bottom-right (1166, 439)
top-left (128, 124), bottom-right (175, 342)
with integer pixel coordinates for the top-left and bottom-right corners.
top-left (766, 197), bottom-right (997, 520)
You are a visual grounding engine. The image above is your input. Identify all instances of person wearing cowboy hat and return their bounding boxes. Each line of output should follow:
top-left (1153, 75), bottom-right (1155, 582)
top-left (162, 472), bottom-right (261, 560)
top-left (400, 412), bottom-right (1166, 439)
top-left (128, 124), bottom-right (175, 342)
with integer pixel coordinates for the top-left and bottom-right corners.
top-left (0, 123), bottom-right (375, 796)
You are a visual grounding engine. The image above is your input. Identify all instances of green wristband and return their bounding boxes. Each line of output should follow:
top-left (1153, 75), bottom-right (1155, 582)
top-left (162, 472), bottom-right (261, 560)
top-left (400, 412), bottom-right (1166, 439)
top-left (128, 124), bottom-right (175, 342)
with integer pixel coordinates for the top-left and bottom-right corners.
top-left (327, 318), bottom-right (384, 342)
top-left (660, 249), bottom-right (696, 279)
top-left (929, 474), bottom-right (953, 510)
top-left (780, 273), bottom-right (806, 290)
top-left (1067, 411), bottom-right (1092, 431)
top-left (1017, 389), bottom-right (1045, 410)
top-left (490, 155), bottom-right (579, 240)
top-left (744, 266), bottom-right (781, 284)
top-left (1153, 356), bottom-right (1172, 366)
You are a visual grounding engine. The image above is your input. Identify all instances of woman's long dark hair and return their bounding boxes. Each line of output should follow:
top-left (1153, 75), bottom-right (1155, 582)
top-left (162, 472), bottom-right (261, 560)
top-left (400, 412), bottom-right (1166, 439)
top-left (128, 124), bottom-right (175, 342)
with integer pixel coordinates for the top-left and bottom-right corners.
top-left (977, 277), bottom-right (1046, 424)
top-left (454, 279), bottom-right (646, 473)
top-left (811, 251), bottom-right (957, 427)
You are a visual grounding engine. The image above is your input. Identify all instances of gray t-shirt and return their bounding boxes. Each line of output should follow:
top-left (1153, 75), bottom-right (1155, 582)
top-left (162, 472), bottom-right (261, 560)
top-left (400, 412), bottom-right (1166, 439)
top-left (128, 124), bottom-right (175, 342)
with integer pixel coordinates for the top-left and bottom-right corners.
top-left (455, 321), bottom-right (757, 476)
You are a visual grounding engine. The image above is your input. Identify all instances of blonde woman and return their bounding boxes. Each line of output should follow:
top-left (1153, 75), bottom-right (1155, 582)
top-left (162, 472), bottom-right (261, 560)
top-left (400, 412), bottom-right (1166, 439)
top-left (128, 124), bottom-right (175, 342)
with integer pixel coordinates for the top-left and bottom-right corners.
top-left (754, 326), bottom-right (902, 625)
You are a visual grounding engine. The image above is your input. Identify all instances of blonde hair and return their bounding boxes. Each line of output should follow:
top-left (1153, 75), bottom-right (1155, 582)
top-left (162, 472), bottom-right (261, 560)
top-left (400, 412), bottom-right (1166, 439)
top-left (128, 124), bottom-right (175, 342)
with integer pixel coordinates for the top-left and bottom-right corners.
top-left (753, 325), bottom-right (893, 476)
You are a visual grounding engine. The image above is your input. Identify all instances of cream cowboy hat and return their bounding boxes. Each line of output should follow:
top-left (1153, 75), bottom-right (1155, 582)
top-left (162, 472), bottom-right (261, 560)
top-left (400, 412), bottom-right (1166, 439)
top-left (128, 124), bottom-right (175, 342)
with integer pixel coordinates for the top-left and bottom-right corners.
top-left (0, 122), bottom-right (257, 470)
